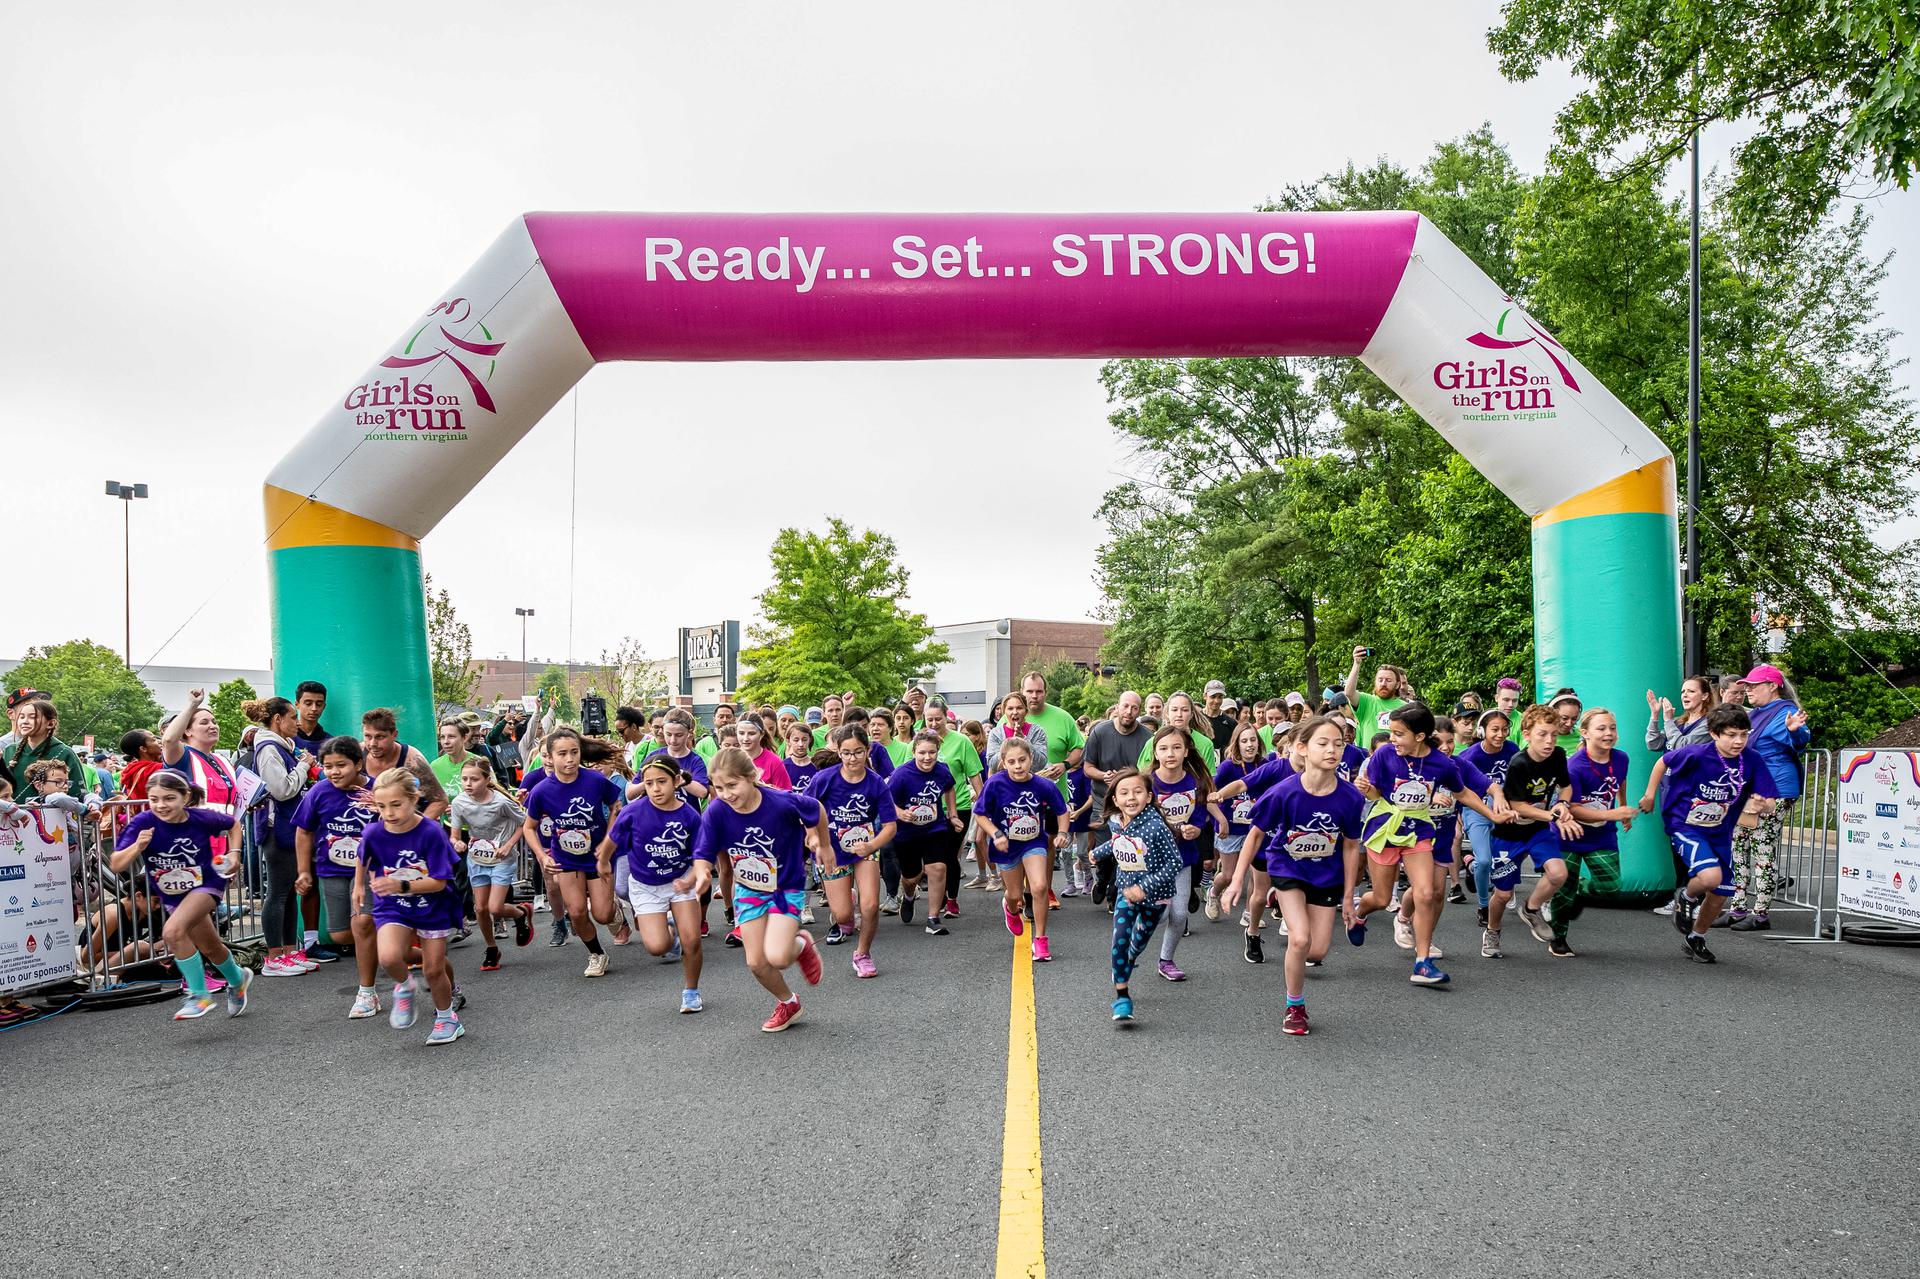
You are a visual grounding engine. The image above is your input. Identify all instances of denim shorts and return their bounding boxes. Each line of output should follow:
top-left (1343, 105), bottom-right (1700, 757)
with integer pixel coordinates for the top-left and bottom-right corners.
top-left (467, 856), bottom-right (516, 888)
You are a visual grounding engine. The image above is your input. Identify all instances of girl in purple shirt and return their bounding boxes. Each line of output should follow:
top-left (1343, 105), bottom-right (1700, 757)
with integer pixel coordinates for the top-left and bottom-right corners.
top-left (1146, 725), bottom-right (1227, 983)
top-left (110, 770), bottom-right (252, 1022)
top-left (522, 728), bottom-right (626, 980)
top-left (806, 724), bottom-right (898, 978)
top-left (356, 767), bottom-right (464, 1044)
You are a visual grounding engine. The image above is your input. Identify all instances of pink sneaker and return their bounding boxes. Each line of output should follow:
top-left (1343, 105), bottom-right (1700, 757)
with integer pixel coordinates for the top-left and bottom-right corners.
top-left (1157, 959), bottom-right (1186, 982)
top-left (259, 955), bottom-right (301, 978)
top-left (288, 950), bottom-right (318, 972)
top-left (1003, 902), bottom-right (1024, 937)
top-left (1031, 936), bottom-right (1052, 962)
top-left (945, 898), bottom-right (960, 918)
top-left (851, 952), bottom-right (878, 979)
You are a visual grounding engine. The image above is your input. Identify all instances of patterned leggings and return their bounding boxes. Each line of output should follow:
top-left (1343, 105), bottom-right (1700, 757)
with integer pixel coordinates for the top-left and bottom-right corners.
top-left (1111, 898), bottom-right (1167, 987)
top-left (1548, 846), bottom-right (1621, 940)
top-left (1731, 803), bottom-right (1790, 914)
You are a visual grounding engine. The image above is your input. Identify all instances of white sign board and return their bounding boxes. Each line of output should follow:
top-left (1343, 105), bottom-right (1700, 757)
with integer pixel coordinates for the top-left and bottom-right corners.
top-left (0, 809), bottom-right (78, 991)
top-left (1835, 749), bottom-right (1920, 925)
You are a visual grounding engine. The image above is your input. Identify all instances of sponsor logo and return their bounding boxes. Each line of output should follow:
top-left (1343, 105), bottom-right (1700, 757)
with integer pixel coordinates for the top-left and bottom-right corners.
top-left (24, 933), bottom-right (36, 954)
top-left (1844, 789), bottom-right (1866, 805)
top-left (1843, 812), bottom-right (1868, 826)
top-left (1878, 803), bottom-right (1900, 818)
top-left (1433, 298), bottom-right (1582, 421)
top-left (1840, 864), bottom-right (1858, 877)
top-left (1847, 830), bottom-right (1869, 843)
top-left (346, 298), bottom-right (506, 441)
top-left (1878, 834), bottom-right (1895, 850)
top-left (1897, 873), bottom-right (1906, 891)
top-left (0, 865), bottom-right (21, 882)
top-left (1874, 762), bottom-right (1900, 793)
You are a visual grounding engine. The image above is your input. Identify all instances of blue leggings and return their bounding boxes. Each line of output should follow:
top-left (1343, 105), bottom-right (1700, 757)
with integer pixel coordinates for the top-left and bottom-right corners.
top-left (1463, 808), bottom-right (1495, 909)
top-left (1111, 898), bottom-right (1167, 987)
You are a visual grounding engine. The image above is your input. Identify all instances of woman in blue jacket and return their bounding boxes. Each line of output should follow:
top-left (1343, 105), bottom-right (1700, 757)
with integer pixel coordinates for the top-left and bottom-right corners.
top-left (1728, 663), bottom-right (1810, 932)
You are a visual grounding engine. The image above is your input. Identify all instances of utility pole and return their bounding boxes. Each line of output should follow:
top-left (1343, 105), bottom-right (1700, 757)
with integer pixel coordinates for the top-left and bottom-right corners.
top-left (104, 481), bottom-right (149, 666)
top-left (1685, 123), bottom-right (1703, 676)
top-left (516, 607), bottom-right (535, 698)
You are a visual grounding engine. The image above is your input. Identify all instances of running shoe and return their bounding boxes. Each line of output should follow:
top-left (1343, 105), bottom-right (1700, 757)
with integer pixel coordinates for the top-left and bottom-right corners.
top-left (664, 939), bottom-right (682, 962)
top-left (800, 905), bottom-right (816, 926)
top-left (700, 919), bottom-right (710, 938)
top-left (851, 951), bottom-right (877, 978)
top-left (1048, 891), bottom-right (1060, 910)
top-left (925, 920), bottom-right (949, 936)
top-left (1428, 943), bottom-right (1444, 959)
top-left (944, 898), bottom-right (960, 918)
top-left (1652, 900), bottom-right (1677, 917)
top-left (1031, 936), bottom-right (1051, 962)
top-left (1446, 883), bottom-right (1467, 904)
top-left (1003, 903), bottom-right (1024, 937)
top-left (1671, 889), bottom-right (1695, 935)
top-left (796, 932), bottom-right (823, 986)
top-left (1111, 995), bottom-right (1134, 1022)
top-left (426, 1015), bottom-right (465, 1045)
top-left (348, 988), bottom-right (380, 1019)
top-left (260, 955), bottom-right (302, 978)
top-left (584, 952), bottom-right (609, 978)
top-left (1710, 910), bottom-right (1734, 929)
top-left (173, 994), bottom-right (217, 1021)
top-left (680, 989), bottom-right (702, 1013)
top-left (824, 923), bottom-right (847, 946)
top-left (1409, 958), bottom-right (1449, 986)
top-left (514, 908), bottom-right (535, 947)
top-left (1548, 938), bottom-right (1575, 958)
top-left (1481, 929), bottom-right (1502, 959)
top-left (724, 928), bottom-right (743, 949)
top-left (453, 986), bottom-right (467, 1012)
top-left (305, 944), bottom-right (342, 964)
top-left (225, 967), bottom-right (253, 1017)
top-left (762, 998), bottom-right (801, 1032)
top-left (1684, 934), bottom-right (1716, 964)
top-left (1730, 911), bottom-right (1771, 932)
top-left (1204, 887), bottom-right (1221, 921)
top-left (532, 893), bottom-right (549, 914)
top-left (1239, 908), bottom-right (1252, 929)
top-left (900, 895), bottom-right (916, 925)
top-left (1281, 1004), bottom-right (1309, 1036)
top-left (1244, 931), bottom-right (1264, 964)
top-left (389, 982), bottom-right (416, 1029)
top-left (1157, 959), bottom-right (1186, 982)
top-left (880, 895), bottom-right (900, 917)
top-left (1346, 916), bottom-right (1367, 947)
top-left (1275, 917), bottom-right (1287, 937)
top-left (292, 950), bottom-right (320, 972)
top-left (202, 974), bottom-right (227, 994)
top-left (548, 919), bottom-right (569, 947)
top-left (1393, 913), bottom-right (1415, 950)
top-left (1476, 907), bottom-right (1489, 929)
top-left (480, 947), bottom-right (502, 972)
top-left (1060, 882), bottom-right (1081, 899)
top-left (1519, 903), bottom-right (1554, 944)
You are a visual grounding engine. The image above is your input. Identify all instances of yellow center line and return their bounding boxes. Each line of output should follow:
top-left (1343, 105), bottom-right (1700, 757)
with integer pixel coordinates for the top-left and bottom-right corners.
top-left (995, 934), bottom-right (1046, 1278)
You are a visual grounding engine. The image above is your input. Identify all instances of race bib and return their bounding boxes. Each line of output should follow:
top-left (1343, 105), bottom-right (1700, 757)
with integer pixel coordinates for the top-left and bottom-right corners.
top-left (155, 865), bottom-right (204, 896)
top-left (469, 837), bottom-right (501, 866)
top-left (1285, 831), bottom-right (1334, 860)
top-left (1159, 792), bottom-right (1194, 825)
top-left (1430, 787), bottom-right (1455, 814)
top-left (1390, 778), bottom-right (1431, 807)
top-left (539, 816), bottom-right (554, 839)
top-left (327, 836), bottom-right (361, 868)
top-left (1230, 795), bottom-right (1254, 824)
top-left (1112, 834), bottom-right (1148, 874)
top-left (1007, 813), bottom-right (1042, 842)
top-left (905, 803), bottom-right (936, 827)
top-left (558, 829), bottom-right (591, 856)
top-left (838, 823), bottom-right (874, 854)
top-left (732, 852), bottom-right (778, 893)
top-left (1686, 800), bottom-right (1727, 829)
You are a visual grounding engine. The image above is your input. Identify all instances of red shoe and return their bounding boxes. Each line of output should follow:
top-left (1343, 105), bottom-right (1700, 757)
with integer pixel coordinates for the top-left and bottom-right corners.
top-left (700, 919), bottom-right (710, 938)
top-left (1048, 891), bottom-right (1060, 910)
top-left (945, 898), bottom-right (959, 918)
top-left (1004, 903), bottom-right (1024, 937)
top-left (480, 946), bottom-right (502, 972)
top-left (762, 998), bottom-right (801, 1032)
top-left (795, 932), bottom-right (823, 986)
top-left (1282, 1004), bottom-right (1309, 1036)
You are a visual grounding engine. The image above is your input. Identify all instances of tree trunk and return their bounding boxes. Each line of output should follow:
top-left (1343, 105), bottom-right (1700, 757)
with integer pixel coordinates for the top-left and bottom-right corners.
top-left (1301, 599), bottom-right (1320, 696)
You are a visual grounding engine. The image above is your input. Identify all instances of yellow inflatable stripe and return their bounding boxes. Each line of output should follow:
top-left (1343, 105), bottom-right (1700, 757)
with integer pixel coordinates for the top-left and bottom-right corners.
top-left (1531, 457), bottom-right (1676, 527)
top-left (263, 484), bottom-right (419, 552)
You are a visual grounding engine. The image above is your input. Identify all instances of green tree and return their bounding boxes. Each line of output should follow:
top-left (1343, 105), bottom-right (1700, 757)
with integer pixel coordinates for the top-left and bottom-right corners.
top-left (210, 677), bottom-right (257, 751)
top-left (3, 639), bottom-right (165, 747)
top-left (597, 636), bottom-right (669, 708)
top-left (534, 665), bottom-right (577, 723)
top-left (424, 573), bottom-right (478, 714)
top-left (738, 518), bottom-right (950, 708)
top-left (1489, 0), bottom-right (1920, 238)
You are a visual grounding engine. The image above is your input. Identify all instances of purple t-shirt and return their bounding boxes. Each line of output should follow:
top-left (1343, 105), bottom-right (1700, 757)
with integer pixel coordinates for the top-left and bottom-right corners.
top-left (977, 773), bottom-right (1066, 861)
top-left (1432, 756), bottom-right (1492, 852)
top-left (886, 760), bottom-right (955, 843)
top-left (868, 743), bottom-right (895, 779)
top-left (1362, 745), bottom-right (1472, 841)
top-left (782, 754), bottom-right (821, 793)
top-left (608, 797), bottom-right (703, 886)
top-left (1247, 775), bottom-right (1365, 889)
top-left (1660, 741), bottom-right (1779, 841)
top-left (693, 787), bottom-right (822, 894)
top-left (1566, 747), bottom-right (1632, 851)
top-left (1063, 766), bottom-right (1093, 833)
top-left (1213, 760), bottom-right (1261, 834)
top-left (1149, 770), bottom-right (1205, 867)
top-left (1337, 744), bottom-right (1367, 783)
top-left (359, 818), bottom-right (463, 931)
top-left (643, 747), bottom-right (709, 807)
top-left (807, 767), bottom-right (898, 866)
top-left (291, 776), bottom-right (377, 878)
top-left (526, 770), bottom-right (625, 872)
top-left (115, 808), bottom-right (233, 908)
top-left (1459, 741), bottom-right (1519, 792)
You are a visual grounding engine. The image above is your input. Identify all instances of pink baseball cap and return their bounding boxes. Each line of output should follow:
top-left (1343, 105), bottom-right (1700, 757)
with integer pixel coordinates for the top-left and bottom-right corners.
top-left (1743, 664), bottom-right (1786, 688)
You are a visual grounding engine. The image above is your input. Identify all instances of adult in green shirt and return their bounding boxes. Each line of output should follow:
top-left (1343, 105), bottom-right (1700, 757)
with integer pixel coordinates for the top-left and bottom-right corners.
top-left (1020, 672), bottom-right (1085, 784)
top-left (1, 699), bottom-right (87, 799)
top-left (1344, 645), bottom-right (1410, 737)
top-left (924, 700), bottom-right (984, 812)
top-left (695, 702), bottom-right (736, 762)
top-left (1547, 689), bottom-right (1584, 754)
top-left (811, 694), bottom-right (845, 750)
top-left (1135, 691), bottom-right (1218, 771)
top-left (428, 719), bottom-right (475, 801)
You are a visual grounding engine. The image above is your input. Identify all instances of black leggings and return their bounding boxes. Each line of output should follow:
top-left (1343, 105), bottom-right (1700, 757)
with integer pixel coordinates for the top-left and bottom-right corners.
top-left (260, 835), bottom-right (300, 948)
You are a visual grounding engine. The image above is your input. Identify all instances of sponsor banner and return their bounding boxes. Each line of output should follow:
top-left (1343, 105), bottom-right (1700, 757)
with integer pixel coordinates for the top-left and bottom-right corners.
top-left (1834, 750), bottom-right (1920, 925)
top-left (0, 809), bottom-right (77, 992)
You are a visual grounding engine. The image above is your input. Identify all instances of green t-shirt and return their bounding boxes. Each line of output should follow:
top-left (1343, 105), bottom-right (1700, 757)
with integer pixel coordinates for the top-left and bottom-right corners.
top-left (429, 753), bottom-right (463, 797)
top-left (936, 731), bottom-right (985, 812)
top-left (1556, 732), bottom-right (1583, 755)
top-left (694, 737), bottom-right (718, 763)
top-left (1026, 704), bottom-right (1085, 767)
top-left (812, 725), bottom-right (831, 751)
top-left (886, 740), bottom-right (911, 768)
top-left (1353, 692), bottom-right (1407, 737)
top-left (1137, 729), bottom-right (1218, 772)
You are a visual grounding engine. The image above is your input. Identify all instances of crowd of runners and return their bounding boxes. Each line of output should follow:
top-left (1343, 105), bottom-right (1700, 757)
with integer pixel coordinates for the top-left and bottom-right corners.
top-left (0, 645), bottom-right (1812, 1041)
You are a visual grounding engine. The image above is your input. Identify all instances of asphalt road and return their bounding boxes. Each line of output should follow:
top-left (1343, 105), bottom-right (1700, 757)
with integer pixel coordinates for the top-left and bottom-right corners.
top-left (8, 888), bottom-right (1917, 1278)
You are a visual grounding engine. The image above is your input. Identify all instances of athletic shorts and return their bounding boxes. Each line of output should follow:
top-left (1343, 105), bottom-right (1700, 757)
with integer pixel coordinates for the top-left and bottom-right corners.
top-left (320, 875), bottom-right (371, 933)
top-left (1269, 875), bottom-right (1342, 909)
top-left (1431, 830), bottom-right (1455, 866)
top-left (1368, 837), bottom-right (1435, 867)
top-left (1669, 829), bottom-right (1735, 897)
top-left (992, 840), bottom-right (1051, 869)
top-left (896, 826), bottom-right (960, 879)
top-left (732, 887), bottom-right (807, 924)
top-left (1488, 829), bottom-right (1563, 892)
top-left (467, 857), bottom-right (516, 887)
top-left (548, 862), bottom-right (598, 880)
top-left (628, 878), bottom-right (699, 916)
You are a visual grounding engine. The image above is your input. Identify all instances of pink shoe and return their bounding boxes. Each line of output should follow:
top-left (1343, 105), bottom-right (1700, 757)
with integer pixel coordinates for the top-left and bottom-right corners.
top-left (1031, 936), bottom-right (1052, 962)
top-left (1003, 902), bottom-right (1024, 937)
top-left (288, 949), bottom-right (318, 972)
top-left (1157, 959), bottom-right (1186, 982)
top-left (945, 898), bottom-right (960, 918)
top-left (851, 952), bottom-right (878, 979)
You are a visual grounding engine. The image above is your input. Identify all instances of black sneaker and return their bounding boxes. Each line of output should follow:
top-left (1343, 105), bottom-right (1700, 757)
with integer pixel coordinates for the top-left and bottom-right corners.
top-left (924, 921), bottom-right (949, 936)
top-left (1671, 890), bottom-right (1695, 935)
top-left (1244, 931), bottom-right (1264, 964)
top-left (1685, 934), bottom-right (1716, 964)
top-left (1476, 907), bottom-right (1488, 930)
top-left (1547, 938), bottom-right (1575, 958)
top-left (1446, 883), bottom-right (1467, 904)
top-left (1710, 910), bottom-right (1735, 929)
top-left (306, 944), bottom-right (342, 964)
top-left (824, 923), bottom-right (847, 946)
top-left (900, 895), bottom-right (916, 925)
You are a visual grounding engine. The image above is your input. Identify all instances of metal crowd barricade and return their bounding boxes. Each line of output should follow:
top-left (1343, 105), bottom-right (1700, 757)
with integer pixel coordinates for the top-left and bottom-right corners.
top-left (1766, 748), bottom-right (1843, 944)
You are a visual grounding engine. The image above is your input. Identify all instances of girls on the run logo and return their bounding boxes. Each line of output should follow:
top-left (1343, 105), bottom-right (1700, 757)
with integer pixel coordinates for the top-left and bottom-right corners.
top-left (345, 297), bottom-right (507, 437)
top-left (1433, 299), bottom-right (1582, 417)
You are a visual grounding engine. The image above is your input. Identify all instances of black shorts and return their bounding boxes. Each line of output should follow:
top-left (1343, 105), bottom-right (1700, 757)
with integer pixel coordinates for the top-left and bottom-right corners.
top-left (1269, 876), bottom-right (1341, 909)
top-left (896, 826), bottom-right (959, 878)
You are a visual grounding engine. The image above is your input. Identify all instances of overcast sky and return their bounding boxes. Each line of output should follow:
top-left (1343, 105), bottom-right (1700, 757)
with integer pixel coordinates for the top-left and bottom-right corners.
top-left (3, 2), bottom-right (1913, 680)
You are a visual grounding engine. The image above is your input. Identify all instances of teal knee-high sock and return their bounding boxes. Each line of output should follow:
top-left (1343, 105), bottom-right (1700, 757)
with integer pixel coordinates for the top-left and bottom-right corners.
top-left (214, 953), bottom-right (246, 986)
top-left (177, 952), bottom-right (209, 997)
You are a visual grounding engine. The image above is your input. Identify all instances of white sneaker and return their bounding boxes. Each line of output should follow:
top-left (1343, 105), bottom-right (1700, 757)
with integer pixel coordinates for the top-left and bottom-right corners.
top-left (287, 949), bottom-right (319, 972)
top-left (1652, 901), bottom-right (1676, 916)
top-left (532, 894), bottom-right (549, 914)
top-left (348, 988), bottom-right (381, 1019)
top-left (259, 955), bottom-right (302, 978)
top-left (800, 905), bottom-right (816, 925)
top-left (1204, 887), bottom-right (1221, 922)
top-left (584, 951), bottom-right (609, 978)
top-left (1393, 914), bottom-right (1415, 950)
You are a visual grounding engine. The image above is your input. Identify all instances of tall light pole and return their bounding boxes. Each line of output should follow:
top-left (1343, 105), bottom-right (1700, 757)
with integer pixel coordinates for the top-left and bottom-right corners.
top-left (1684, 120), bottom-right (1702, 677)
top-left (515, 607), bottom-right (535, 697)
top-left (104, 481), bottom-right (149, 667)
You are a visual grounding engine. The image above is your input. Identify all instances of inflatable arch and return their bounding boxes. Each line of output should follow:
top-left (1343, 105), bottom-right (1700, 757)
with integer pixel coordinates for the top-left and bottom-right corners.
top-left (265, 212), bottom-right (1679, 893)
